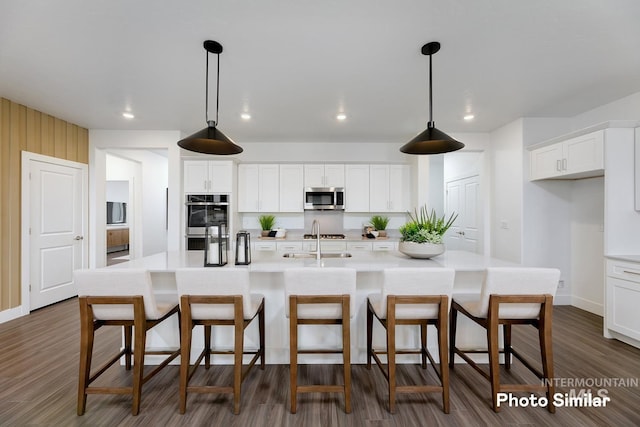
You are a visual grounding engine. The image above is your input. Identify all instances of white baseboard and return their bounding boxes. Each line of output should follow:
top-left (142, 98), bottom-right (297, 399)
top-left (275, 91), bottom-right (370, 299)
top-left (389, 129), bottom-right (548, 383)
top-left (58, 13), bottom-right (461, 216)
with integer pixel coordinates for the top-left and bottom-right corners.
top-left (0, 306), bottom-right (28, 324)
top-left (553, 295), bottom-right (572, 305)
top-left (571, 296), bottom-right (603, 316)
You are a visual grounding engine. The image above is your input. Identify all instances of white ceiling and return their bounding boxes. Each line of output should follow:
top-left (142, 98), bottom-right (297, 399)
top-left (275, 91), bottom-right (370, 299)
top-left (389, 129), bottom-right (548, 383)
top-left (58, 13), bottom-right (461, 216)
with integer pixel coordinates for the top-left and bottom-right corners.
top-left (2, 0), bottom-right (640, 144)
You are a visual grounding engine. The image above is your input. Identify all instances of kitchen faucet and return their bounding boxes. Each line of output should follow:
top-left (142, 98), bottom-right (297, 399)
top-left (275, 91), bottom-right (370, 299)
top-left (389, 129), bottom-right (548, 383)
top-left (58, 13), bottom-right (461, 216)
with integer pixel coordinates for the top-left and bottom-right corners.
top-left (311, 219), bottom-right (321, 260)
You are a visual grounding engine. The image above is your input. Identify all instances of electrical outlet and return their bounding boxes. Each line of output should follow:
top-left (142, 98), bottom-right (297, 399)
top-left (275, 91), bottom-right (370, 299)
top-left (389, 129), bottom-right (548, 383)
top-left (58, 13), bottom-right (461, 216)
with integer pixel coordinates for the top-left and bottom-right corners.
top-left (557, 280), bottom-right (565, 289)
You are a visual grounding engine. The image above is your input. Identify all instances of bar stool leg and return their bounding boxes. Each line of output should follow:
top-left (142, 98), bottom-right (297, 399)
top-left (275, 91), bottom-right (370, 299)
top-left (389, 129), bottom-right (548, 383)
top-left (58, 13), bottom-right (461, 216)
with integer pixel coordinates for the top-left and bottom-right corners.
top-left (204, 325), bottom-right (212, 369)
top-left (449, 306), bottom-right (458, 369)
top-left (342, 295), bottom-right (352, 414)
top-left (438, 301), bottom-right (450, 414)
top-left (540, 298), bottom-right (555, 413)
top-left (132, 322), bottom-right (147, 415)
top-left (259, 302), bottom-right (266, 369)
top-left (289, 296), bottom-right (298, 414)
top-left (179, 308), bottom-right (193, 414)
top-left (503, 324), bottom-right (512, 370)
top-left (77, 300), bottom-right (94, 416)
top-left (420, 323), bottom-right (428, 369)
top-left (233, 308), bottom-right (244, 415)
top-left (124, 325), bottom-right (133, 370)
top-left (366, 302), bottom-right (373, 370)
top-left (487, 303), bottom-right (501, 412)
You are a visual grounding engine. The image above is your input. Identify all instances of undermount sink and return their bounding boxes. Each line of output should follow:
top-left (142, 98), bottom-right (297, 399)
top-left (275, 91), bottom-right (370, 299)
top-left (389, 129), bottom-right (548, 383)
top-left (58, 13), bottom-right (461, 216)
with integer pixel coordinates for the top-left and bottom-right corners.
top-left (282, 252), bottom-right (352, 259)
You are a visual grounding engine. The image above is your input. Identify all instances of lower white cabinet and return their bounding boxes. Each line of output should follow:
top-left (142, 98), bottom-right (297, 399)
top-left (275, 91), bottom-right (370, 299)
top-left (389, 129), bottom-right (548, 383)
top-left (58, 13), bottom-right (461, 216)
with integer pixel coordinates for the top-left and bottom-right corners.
top-left (346, 241), bottom-right (373, 251)
top-left (606, 258), bottom-right (640, 347)
top-left (253, 241), bottom-right (276, 252)
top-left (372, 241), bottom-right (396, 251)
top-left (276, 241), bottom-right (303, 252)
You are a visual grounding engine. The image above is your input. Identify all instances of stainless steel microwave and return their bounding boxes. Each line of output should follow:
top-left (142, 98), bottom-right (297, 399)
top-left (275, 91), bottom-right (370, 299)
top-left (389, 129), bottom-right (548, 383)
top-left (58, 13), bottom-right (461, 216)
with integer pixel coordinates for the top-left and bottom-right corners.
top-left (304, 187), bottom-right (345, 210)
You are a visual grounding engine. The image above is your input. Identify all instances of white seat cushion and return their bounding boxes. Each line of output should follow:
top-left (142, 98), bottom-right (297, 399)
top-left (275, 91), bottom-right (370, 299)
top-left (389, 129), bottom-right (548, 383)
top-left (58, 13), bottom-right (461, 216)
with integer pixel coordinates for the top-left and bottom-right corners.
top-left (368, 293), bottom-right (442, 320)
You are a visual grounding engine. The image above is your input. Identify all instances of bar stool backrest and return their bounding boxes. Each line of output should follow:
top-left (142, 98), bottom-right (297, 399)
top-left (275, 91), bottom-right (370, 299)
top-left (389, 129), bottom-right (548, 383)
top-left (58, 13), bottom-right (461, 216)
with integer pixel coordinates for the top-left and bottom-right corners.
top-left (380, 267), bottom-right (455, 319)
top-left (175, 268), bottom-right (252, 320)
top-left (74, 269), bottom-right (161, 320)
top-left (477, 267), bottom-right (561, 318)
top-left (284, 267), bottom-right (356, 319)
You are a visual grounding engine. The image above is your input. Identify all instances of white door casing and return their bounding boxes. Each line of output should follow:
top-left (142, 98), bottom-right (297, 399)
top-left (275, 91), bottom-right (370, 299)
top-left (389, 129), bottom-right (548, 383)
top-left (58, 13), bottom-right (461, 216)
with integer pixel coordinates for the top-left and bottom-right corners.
top-left (445, 175), bottom-right (481, 253)
top-left (21, 152), bottom-right (88, 311)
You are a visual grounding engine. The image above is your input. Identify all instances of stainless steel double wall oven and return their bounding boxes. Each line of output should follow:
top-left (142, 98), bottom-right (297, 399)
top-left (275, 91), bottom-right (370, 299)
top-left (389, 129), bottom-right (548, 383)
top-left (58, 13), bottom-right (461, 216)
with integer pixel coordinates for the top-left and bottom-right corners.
top-left (185, 194), bottom-right (229, 250)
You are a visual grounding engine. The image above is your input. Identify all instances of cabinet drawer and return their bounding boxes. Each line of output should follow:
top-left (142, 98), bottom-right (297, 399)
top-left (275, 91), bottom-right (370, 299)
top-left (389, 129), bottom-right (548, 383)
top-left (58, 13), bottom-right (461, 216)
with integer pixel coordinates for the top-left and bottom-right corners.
top-left (347, 242), bottom-right (372, 251)
top-left (253, 242), bottom-right (276, 251)
top-left (607, 259), bottom-right (640, 284)
top-left (372, 241), bottom-right (396, 251)
top-left (276, 242), bottom-right (303, 252)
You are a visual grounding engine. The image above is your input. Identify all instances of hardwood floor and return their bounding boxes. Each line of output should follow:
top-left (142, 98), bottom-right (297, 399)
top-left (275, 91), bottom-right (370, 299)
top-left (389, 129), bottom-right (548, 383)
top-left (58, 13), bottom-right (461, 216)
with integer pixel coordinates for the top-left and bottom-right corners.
top-left (1, 299), bottom-right (639, 426)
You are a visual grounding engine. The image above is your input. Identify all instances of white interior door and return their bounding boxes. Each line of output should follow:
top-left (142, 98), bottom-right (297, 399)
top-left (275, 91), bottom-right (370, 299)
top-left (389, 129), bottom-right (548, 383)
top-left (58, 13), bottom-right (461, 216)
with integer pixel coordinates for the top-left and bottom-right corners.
top-left (29, 157), bottom-right (86, 309)
top-left (445, 175), bottom-right (481, 253)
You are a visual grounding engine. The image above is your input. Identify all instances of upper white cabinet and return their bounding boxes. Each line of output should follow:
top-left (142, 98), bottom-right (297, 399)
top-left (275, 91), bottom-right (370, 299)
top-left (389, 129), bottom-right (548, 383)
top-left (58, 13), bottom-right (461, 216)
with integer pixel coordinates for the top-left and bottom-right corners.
top-left (304, 164), bottom-right (345, 187)
top-left (184, 160), bottom-right (233, 193)
top-left (345, 164), bottom-right (370, 212)
top-left (279, 164), bottom-right (304, 212)
top-left (530, 130), bottom-right (604, 181)
top-left (238, 164), bottom-right (279, 212)
top-left (369, 164), bottom-right (410, 212)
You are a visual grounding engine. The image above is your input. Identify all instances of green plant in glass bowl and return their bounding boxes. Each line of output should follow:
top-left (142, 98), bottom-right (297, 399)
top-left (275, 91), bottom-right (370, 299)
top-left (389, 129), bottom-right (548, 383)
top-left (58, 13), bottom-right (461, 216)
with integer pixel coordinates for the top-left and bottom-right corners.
top-left (369, 215), bottom-right (390, 237)
top-left (258, 214), bottom-right (276, 237)
top-left (398, 206), bottom-right (457, 258)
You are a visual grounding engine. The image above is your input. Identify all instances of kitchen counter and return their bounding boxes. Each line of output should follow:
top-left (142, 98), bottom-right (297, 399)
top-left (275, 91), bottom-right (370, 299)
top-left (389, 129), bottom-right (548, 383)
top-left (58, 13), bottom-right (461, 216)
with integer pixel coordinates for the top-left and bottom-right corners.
top-left (110, 249), bottom-right (517, 365)
top-left (605, 254), bottom-right (640, 263)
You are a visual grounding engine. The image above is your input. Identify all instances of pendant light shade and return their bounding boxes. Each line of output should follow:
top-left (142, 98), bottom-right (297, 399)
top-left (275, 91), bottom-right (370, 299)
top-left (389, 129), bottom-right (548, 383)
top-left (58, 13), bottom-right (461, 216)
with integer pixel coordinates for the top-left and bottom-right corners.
top-left (178, 40), bottom-right (243, 155)
top-left (400, 41), bottom-right (464, 155)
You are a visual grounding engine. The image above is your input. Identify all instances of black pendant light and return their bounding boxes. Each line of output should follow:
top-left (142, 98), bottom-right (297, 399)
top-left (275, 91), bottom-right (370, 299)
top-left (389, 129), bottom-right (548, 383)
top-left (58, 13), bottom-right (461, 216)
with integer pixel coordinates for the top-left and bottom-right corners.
top-left (400, 41), bottom-right (464, 155)
top-left (178, 40), bottom-right (243, 155)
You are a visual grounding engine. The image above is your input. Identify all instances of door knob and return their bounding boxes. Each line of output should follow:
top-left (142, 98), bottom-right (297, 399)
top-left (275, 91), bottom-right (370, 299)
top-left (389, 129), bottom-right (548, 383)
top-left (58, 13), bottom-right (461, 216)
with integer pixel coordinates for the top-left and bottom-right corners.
top-left (74, 236), bottom-right (84, 240)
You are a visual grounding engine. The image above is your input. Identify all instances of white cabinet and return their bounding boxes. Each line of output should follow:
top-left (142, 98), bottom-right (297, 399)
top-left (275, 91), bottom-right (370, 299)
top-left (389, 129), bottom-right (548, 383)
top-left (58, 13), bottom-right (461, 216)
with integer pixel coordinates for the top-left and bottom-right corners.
top-left (347, 241), bottom-right (373, 251)
top-left (276, 241), bottom-right (304, 252)
top-left (238, 164), bottom-right (279, 212)
top-left (369, 164), bottom-right (410, 212)
top-left (304, 164), bottom-right (344, 187)
top-left (345, 164), bottom-right (370, 212)
top-left (253, 241), bottom-right (276, 252)
top-left (183, 160), bottom-right (233, 193)
top-left (530, 131), bottom-right (604, 181)
top-left (279, 164), bottom-right (304, 212)
top-left (605, 258), bottom-right (640, 348)
top-left (372, 241), bottom-right (396, 251)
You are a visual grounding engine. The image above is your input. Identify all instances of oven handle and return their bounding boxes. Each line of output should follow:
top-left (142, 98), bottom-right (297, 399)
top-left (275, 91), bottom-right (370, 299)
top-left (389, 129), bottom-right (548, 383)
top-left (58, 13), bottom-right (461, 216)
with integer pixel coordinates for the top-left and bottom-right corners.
top-left (185, 202), bottom-right (229, 206)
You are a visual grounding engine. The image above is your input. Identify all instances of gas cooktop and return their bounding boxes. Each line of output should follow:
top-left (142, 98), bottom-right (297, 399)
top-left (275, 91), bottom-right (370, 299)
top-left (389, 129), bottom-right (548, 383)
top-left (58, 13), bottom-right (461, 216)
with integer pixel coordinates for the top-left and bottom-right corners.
top-left (303, 234), bottom-right (346, 240)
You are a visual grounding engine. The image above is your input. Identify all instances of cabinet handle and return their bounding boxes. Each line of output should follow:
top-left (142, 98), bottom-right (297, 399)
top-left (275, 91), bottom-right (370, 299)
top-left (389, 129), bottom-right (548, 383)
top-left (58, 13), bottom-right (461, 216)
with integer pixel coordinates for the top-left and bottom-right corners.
top-left (623, 270), bottom-right (640, 276)
top-left (556, 160), bottom-right (562, 172)
top-left (562, 158), bottom-right (567, 171)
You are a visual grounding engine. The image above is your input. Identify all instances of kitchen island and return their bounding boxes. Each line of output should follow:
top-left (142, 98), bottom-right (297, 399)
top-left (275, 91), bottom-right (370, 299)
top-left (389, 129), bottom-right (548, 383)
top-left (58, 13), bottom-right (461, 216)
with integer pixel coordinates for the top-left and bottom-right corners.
top-left (110, 250), bottom-right (517, 364)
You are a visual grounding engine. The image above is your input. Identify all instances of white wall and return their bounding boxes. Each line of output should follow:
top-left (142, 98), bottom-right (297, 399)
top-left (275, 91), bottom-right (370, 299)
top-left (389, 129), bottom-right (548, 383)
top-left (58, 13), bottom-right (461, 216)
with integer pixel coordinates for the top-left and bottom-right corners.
top-left (571, 91), bottom-right (640, 130)
top-left (489, 119), bottom-right (524, 263)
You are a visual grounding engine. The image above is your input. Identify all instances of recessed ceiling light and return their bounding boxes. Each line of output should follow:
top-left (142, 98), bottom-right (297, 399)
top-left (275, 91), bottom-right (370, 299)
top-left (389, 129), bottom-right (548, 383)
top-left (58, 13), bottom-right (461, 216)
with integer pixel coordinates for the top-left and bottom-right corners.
top-left (122, 112), bottom-right (135, 119)
top-left (336, 113), bottom-right (347, 121)
top-left (463, 114), bottom-right (475, 121)
top-left (241, 112), bottom-right (251, 120)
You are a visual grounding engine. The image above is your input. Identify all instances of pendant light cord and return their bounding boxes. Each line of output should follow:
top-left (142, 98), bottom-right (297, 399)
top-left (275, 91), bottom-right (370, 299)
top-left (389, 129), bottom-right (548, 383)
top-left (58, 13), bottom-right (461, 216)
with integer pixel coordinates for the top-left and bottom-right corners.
top-left (204, 49), bottom-right (221, 127)
top-left (428, 52), bottom-right (434, 126)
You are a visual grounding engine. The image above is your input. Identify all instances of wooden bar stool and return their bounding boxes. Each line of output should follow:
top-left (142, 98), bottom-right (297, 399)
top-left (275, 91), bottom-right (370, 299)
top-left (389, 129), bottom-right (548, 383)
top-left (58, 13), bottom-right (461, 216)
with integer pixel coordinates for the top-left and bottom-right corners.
top-left (284, 267), bottom-right (356, 414)
top-left (449, 267), bottom-right (560, 412)
top-left (366, 267), bottom-right (455, 413)
top-left (75, 269), bottom-right (180, 416)
top-left (175, 268), bottom-right (265, 415)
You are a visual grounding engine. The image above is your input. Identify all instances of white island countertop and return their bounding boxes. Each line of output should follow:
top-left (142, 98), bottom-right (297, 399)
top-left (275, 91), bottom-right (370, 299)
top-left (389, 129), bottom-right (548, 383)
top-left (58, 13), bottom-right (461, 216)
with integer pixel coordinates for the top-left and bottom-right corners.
top-left (110, 249), bottom-right (517, 273)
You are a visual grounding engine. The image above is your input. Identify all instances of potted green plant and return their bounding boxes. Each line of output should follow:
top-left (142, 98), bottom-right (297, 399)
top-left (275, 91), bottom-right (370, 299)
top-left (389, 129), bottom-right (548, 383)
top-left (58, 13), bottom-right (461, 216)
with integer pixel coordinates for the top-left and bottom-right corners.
top-left (398, 206), bottom-right (457, 258)
top-left (369, 215), bottom-right (390, 238)
top-left (258, 214), bottom-right (276, 237)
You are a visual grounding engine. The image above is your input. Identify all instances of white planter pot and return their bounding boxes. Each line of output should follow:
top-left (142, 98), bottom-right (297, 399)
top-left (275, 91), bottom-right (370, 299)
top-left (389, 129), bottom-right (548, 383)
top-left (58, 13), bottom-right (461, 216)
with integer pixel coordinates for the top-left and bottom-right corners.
top-left (398, 241), bottom-right (445, 259)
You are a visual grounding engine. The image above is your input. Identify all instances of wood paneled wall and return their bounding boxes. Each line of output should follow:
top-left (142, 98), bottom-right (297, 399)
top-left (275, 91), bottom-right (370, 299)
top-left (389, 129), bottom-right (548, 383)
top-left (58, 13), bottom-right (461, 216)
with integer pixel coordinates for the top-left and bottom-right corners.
top-left (0, 98), bottom-right (88, 312)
